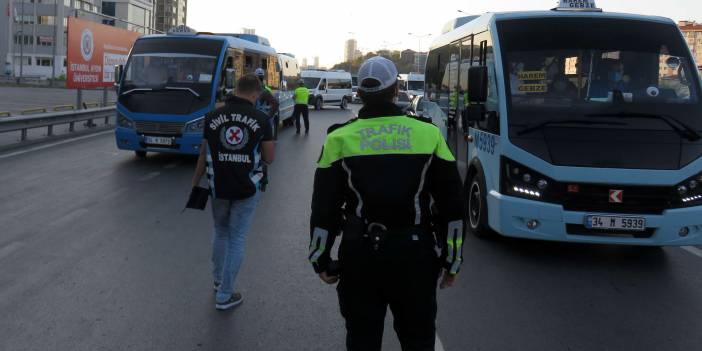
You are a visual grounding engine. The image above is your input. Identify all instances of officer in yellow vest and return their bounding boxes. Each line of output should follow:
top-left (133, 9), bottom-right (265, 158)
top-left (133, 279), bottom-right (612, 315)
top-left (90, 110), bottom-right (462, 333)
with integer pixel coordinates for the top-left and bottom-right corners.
top-left (293, 81), bottom-right (310, 134)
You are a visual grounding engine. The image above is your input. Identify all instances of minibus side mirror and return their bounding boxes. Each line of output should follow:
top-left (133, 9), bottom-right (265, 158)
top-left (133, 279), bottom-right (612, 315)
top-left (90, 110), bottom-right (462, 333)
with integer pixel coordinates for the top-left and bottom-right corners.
top-left (225, 68), bottom-right (235, 90)
top-left (468, 66), bottom-right (488, 103)
top-left (114, 65), bottom-right (123, 86)
top-left (465, 105), bottom-right (485, 122)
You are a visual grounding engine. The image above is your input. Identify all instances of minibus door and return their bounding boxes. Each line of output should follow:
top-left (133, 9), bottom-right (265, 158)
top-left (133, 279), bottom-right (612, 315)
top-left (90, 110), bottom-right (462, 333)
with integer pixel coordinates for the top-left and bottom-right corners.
top-left (447, 42), bottom-right (461, 156)
top-left (457, 37), bottom-right (474, 164)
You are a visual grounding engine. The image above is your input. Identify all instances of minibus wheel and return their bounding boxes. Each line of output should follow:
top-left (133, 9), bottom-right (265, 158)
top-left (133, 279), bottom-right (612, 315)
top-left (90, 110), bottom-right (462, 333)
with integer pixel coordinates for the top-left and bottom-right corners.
top-left (340, 98), bottom-right (348, 110)
top-left (467, 172), bottom-right (493, 238)
top-left (315, 98), bottom-right (323, 111)
top-left (135, 151), bottom-right (147, 158)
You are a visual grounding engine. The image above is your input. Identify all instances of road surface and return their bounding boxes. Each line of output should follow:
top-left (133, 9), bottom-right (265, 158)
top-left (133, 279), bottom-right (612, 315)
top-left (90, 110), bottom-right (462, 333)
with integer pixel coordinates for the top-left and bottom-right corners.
top-left (1, 105), bottom-right (701, 351)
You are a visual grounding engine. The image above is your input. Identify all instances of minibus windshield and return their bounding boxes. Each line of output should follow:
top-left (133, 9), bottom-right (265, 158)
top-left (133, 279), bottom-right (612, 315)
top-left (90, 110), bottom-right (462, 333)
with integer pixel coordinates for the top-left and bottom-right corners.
top-left (498, 18), bottom-right (702, 132)
top-left (119, 38), bottom-right (223, 115)
top-left (407, 81), bottom-right (424, 91)
top-left (303, 77), bottom-right (321, 89)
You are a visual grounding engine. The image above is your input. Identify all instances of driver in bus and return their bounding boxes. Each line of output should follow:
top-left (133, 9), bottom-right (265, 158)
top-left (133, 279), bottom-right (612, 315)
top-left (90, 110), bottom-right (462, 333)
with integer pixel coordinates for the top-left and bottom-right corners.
top-left (590, 60), bottom-right (631, 98)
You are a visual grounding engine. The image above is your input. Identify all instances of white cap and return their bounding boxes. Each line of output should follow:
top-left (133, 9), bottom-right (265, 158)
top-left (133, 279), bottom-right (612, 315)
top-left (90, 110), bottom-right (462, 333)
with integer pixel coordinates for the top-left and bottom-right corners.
top-left (357, 56), bottom-right (398, 93)
top-left (255, 68), bottom-right (265, 76)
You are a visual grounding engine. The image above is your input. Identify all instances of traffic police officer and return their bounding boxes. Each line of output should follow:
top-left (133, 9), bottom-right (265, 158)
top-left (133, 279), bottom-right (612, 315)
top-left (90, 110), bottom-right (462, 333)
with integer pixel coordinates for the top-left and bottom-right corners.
top-left (293, 80), bottom-right (310, 134)
top-left (308, 56), bottom-right (466, 351)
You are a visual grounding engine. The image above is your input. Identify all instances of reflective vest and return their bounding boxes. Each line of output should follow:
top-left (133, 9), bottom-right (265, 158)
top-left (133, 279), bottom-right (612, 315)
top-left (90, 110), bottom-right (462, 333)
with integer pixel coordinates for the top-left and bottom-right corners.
top-left (294, 87), bottom-right (310, 105)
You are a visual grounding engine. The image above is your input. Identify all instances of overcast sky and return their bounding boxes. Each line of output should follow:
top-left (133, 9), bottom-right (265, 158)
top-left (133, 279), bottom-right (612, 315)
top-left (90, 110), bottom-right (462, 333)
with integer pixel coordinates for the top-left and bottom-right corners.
top-left (188, 0), bottom-right (702, 67)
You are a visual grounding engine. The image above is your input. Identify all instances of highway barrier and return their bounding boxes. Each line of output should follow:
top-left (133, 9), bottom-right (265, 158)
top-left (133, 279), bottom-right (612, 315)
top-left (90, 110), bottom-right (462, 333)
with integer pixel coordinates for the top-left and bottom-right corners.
top-left (53, 105), bottom-right (76, 112)
top-left (21, 107), bottom-right (48, 115)
top-left (0, 107), bottom-right (115, 141)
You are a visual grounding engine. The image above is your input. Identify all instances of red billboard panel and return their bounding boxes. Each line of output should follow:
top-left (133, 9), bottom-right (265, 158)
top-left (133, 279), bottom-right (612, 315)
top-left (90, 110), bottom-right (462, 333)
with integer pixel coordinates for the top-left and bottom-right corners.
top-left (66, 18), bottom-right (141, 89)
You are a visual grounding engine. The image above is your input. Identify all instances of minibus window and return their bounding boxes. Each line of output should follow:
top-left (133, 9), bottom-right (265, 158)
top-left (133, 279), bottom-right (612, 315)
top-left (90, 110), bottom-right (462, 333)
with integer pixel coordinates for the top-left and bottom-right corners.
top-left (497, 17), bottom-right (702, 142)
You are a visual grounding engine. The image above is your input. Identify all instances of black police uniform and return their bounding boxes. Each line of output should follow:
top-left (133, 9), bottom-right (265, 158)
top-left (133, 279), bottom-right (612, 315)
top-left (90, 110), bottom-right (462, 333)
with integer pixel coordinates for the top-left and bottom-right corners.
top-left (308, 101), bottom-right (466, 351)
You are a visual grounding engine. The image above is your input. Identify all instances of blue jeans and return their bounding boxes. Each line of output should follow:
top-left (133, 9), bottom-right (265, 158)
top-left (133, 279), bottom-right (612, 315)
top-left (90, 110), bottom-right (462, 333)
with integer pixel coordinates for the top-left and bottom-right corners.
top-left (211, 191), bottom-right (261, 302)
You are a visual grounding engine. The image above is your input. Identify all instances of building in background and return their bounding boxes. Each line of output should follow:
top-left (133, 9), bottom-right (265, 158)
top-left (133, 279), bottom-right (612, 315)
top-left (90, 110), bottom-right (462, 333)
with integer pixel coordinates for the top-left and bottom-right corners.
top-left (679, 20), bottom-right (702, 71)
top-left (101, 0), bottom-right (154, 34)
top-left (313, 56), bottom-right (319, 69)
top-left (242, 28), bottom-right (255, 35)
top-left (0, 0), bottom-right (154, 80)
top-left (344, 38), bottom-right (358, 63)
top-left (154, 0), bottom-right (186, 33)
top-left (414, 52), bottom-right (427, 72)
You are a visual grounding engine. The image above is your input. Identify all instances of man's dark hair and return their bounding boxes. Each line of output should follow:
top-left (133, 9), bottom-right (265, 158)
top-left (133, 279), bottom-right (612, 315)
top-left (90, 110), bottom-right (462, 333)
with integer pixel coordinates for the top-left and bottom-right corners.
top-left (358, 79), bottom-right (397, 106)
top-left (237, 74), bottom-right (262, 94)
top-left (298, 80), bottom-right (306, 87)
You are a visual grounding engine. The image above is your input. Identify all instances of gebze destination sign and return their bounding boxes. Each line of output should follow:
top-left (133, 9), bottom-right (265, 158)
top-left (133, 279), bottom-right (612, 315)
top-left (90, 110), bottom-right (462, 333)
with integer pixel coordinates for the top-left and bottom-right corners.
top-left (557, 0), bottom-right (599, 9)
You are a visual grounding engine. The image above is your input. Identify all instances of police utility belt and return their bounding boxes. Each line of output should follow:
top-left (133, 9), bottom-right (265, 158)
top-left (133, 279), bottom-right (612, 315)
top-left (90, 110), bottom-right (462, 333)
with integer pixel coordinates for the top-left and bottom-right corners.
top-left (342, 214), bottom-right (432, 251)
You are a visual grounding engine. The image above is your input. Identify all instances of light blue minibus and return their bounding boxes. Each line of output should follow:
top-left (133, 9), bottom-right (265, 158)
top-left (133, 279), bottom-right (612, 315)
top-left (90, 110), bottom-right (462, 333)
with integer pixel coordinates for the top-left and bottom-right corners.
top-left (424, 4), bottom-right (702, 246)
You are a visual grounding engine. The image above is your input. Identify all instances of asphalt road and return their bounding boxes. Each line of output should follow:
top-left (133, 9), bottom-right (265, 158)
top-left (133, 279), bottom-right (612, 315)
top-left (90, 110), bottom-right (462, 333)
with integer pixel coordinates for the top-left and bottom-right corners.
top-left (1, 105), bottom-right (701, 351)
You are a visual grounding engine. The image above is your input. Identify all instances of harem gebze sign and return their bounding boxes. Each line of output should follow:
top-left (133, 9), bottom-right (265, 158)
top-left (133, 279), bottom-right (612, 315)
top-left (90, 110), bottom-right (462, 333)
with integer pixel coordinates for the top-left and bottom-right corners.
top-left (66, 18), bottom-right (141, 89)
top-left (557, 0), bottom-right (598, 9)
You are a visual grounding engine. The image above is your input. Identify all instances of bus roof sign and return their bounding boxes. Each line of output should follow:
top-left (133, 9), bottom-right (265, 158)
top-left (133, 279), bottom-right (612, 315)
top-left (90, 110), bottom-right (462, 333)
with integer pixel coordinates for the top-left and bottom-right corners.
top-left (168, 25), bottom-right (198, 36)
top-left (553, 0), bottom-right (602, 12)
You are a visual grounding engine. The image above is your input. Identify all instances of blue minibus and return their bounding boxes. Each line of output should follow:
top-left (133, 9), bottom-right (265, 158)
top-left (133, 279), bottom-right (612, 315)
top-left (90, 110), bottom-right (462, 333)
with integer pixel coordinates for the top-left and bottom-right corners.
top-left (424, 2), bottom-right (702, 246)
top-left (114, 27), bottom-right (284, 157)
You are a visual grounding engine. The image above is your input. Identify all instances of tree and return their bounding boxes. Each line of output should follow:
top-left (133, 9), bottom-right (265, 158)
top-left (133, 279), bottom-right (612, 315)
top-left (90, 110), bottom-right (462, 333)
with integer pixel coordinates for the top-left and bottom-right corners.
top-left (331, 49), bottom-right (420, 74)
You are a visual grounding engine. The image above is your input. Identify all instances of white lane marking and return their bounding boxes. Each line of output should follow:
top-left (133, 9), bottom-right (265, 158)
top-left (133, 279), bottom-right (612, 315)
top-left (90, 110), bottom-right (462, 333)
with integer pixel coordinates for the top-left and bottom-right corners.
top-left (682, 246), bottom-right (702, 258)
top-left (164, 162), bottom-right (179, 169)
top-left (0, 242), bottom-right (24, 261)
top-left (436, 335), bottom-right (446, 351)
top-left (139, 171), bottom-right (161, 181)
top-left (0, 130), bottom-right (114, 160)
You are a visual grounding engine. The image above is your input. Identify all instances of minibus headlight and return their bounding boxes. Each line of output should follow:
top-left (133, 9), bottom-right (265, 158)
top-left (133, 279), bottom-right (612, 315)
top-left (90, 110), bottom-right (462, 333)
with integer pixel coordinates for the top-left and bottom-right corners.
top-left (501, 157), bottom-right (557, 202)
top-left (117, 113), bottom-right (134, 129)
top-left (184, 117), bottom-right (205, 133)
top-left (677, 172), bottom-right (702, 206)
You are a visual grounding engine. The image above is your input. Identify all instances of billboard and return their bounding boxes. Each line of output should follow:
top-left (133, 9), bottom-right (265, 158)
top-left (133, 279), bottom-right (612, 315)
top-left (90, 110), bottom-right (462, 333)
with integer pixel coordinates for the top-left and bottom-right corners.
top-left (66, 18), bottom-right (141, 89)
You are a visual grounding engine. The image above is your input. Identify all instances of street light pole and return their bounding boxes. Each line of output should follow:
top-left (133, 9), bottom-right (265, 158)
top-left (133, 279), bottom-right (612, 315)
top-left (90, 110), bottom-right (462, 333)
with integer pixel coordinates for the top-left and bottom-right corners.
top-left (51, 0), bottom-right (58, 85)
top-left (408, 33), bottom-right (432, 72)
top-left (19, 0), bottom-right (24, 83)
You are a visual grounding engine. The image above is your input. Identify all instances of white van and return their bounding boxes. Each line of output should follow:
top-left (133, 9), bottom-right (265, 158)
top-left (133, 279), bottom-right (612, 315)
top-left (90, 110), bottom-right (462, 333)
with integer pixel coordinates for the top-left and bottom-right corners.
top-left (301, 70), bottom-right (353, 110)
top-left (406, 72), bottom-right (425, 98)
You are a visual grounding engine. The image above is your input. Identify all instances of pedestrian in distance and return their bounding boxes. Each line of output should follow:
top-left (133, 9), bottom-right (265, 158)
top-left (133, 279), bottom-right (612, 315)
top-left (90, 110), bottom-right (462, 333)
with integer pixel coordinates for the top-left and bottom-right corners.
top-left (308, 56), bottom-right (466, 350)
top-left (293, 80), bottom-right (311, 134)
top-left (191, 74), bottom-right (275, 311)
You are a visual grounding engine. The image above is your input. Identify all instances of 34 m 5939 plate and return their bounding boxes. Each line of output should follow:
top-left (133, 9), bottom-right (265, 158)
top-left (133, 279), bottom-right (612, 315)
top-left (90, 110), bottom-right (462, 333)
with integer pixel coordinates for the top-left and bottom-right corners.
top-left (585, 215), bottom-right (646, 231)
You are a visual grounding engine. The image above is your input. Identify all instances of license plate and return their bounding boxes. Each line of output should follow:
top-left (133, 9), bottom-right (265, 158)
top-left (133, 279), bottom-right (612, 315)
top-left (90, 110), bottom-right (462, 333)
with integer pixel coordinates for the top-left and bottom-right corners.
top-left (144, 136), bottom-right (173, 146)
top-left (585, 215), bottom-right (646, 232)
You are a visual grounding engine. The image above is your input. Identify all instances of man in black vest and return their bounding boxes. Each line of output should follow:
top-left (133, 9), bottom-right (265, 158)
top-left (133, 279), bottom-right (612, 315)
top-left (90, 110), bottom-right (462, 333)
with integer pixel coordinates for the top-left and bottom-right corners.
top-left (191, 74), bottom-right (275, 310)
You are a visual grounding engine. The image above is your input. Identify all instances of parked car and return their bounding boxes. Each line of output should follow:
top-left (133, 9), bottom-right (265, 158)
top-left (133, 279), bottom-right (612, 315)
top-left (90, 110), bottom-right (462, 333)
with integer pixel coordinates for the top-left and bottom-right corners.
top-left (396, 91), bottom-right (412, 112)
top-left (407, 95), bottom-right (429, 120)
top-left (351, 87), bottom-right (361, 103)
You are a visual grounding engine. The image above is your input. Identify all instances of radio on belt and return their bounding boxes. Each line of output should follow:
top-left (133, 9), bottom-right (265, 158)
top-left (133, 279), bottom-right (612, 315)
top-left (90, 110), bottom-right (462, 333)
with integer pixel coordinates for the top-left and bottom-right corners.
top-left (552, 0), bottom-right (602, 12)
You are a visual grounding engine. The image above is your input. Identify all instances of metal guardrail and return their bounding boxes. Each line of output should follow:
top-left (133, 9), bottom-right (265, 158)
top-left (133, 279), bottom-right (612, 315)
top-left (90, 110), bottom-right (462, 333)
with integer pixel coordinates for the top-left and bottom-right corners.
top-left (21, 107), bottom-right (48, 115)
top-left (0, 107), bottom-right (115, 141)
top-left (53, 105), bottom-right (75, 112)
